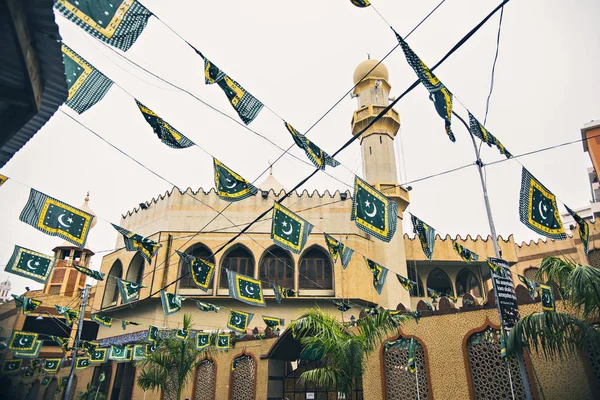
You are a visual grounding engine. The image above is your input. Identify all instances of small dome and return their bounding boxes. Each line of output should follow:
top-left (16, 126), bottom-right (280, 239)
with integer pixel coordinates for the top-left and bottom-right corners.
top-left (80, 192), bottom-right (97, 229)
top-left (353, 59), bottom-right (389, 85)
top-left (259, 169), bottom-right (286, 194)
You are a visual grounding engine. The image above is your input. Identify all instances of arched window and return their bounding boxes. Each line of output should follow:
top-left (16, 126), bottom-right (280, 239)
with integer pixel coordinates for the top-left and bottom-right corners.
top-left (111, 363), bottom-right (136, 400)
top-left (126, 253), bottom-right (145, 285)
top-left (408, 265), bottom-right (425, 297)
top-left (43, 378), bottom-right (58, 400)
top-left (221, 246), bottom-right (255, 289)
top-left (466, 326), bottom-right (525, 399)
top-left (179, 243), bottom-right (215, 289)
top-left (384, 337), bottom-right (429, 399)
top-left (426, 268), bottom-right (453, 296)
top-left (524, 267), bottom-right (539, 281)
top-left (231, 355), bottom-right (255, 400)
top-left (456, 269), bottom-right (482, 297)
top-left (259, 247), bottom-right (293, 289)
top-left (194, 359), bottom-right (216, 400)
top-left (298, 247), bottom-right (333, 290)
top-left (102, 260), bottom-right (122, 308)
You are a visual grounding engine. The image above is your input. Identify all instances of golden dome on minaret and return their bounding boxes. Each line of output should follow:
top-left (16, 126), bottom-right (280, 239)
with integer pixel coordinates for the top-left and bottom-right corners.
top-left (353, 59), bottom-right (389, 85)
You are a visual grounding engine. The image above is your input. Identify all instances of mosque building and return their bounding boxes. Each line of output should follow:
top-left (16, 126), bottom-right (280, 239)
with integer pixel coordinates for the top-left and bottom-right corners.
top-left (2, 60), bottom-right (598, 400)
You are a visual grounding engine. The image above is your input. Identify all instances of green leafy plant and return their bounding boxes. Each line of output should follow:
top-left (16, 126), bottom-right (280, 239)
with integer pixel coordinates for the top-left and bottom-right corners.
top-left (77, 381), bottom-right (106, 400)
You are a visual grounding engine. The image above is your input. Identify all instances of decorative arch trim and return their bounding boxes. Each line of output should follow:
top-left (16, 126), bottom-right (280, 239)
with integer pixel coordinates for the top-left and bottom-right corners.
top-left (228, 351), bottom-right (258, 400)
top-left (101, 259), bottom-right (123, 308)
top-left (426, 267), bottom-right (454, 296)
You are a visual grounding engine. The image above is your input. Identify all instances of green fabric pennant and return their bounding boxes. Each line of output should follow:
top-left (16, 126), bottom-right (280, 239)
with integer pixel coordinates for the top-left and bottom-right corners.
top-left (145, 343), bottom-right (157, 356)
top-left (58, 377), bottom-right (69, 390)
top-left (60, 44), bottom-right (113, 113)
top-left (227, 309), bottom-right (254, 333)
top-left (214, 158), bottom-right (258, 202)
top-left (396, 274), bottom-right (414, 292)
top-left (132, 344), bottom-right (146, 360)
top-left (0, 174), bottom-right (7, 187)
top-left (540, 284), bottom-right (555, 312)
top-left (350, 0), bottom-right (371, 7)
top-left (176, 251), bottom-right (215, 291)
top-left (11, 295), bottom-right (42, 315)
top-left (42, 376), bottom-right (52, 386)
top-left (364, 257), bottom-right (389, 295)
top-left (272, 284), bottom-right (295, 304)
top-left (2, 359), bottom-right (21, 374)
top-left (227, 269), bottom-right (265, 307)
top-left (324, 233), bottom-right (354, 269)
top-left (411, 214), bottom-right (436, 260)
top-left (468, 112), bottom-right (512, 159)
top-left (19, 189), bottom-right (94, 248)
top-left (112, 224), bottom-right (161, 263)
top-left (232, 355), bottom-right (252, 371)
top-left (109, 345), bottom-right (127, 361)
top-left (116, 278), bottom-right (145, 304)
top-left (9, 330), bottom-right (38, 351)
top-left (452, 241), bottom-right (479, 262)
top-left (14, 340), bottom-right (43, 358)
top-left (55, 305), bottom-right (79, 326)
top-left (91, 313), bottom-right (112, 327)
top-left (122, 320), bottom-right (141, 330)
top-left (216, 333), bottom-right (231, 350)
top-left (4, 245), bottom-right (56, 284)
top-left (284, 122), bottom-right (339, 170)
top-left (50, 336), bottom-right (70, 352)
top-left (160, 290), bottom-right (184, 316)
top-left (147, 325), bottom-right (159, 343)
top-left (332, 300), bottom-right (351, 312)
top-left (196, 301), bottom-right (220, 312)
top-left (175, 329), bottom-right (189, 341)
top-left (196, 332), bottom-right (210, 350)
top-left (351, 176), bottom-right (398, 242)
top-left (262, 315), bottom-right (284, 328)
top-left (519, 168), bottom-right (566, 240)
top-left (518, 275), bottom-right (537, 300)
top-left (203, 57), bottom-right (263, 125)
top-left (81, 341), bottom-right (99, 354)
top-left (89, 348), bottom-right (108, 363)
top-left (75, 357), bottom-right (90, 370)
top-left (135, 100), bottom-right (195, 149)
top-left (395, 32), bottom-right (455, 142)
top-left (407, 337), bottom-right (416, 374)
top-left (73, 263), bottom-right (105, 281)
top-left (271, 202), bottom-right (313, 254)
top-left (54, 0), bottom-right (151, 51)
top-left (565, 204), bottom-right (589, 256)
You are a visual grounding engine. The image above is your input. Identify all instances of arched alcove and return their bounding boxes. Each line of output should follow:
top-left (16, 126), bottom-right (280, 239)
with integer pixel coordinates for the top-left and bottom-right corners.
top-left (179, 243), bottom-right (215, 290)
top-left (427, 268), bottom-right (453, 296)
top-left (456, 268), bottom-right (482, 297)
top-left (383, 335), bottom-right (429, 399)
top-left (230, 355), bottom-right (255, 400)
top-left (523, 266), bottom-right (539, 281)
top-left (102, 260), bottom-right (123, 308)
top-left (259, 246), bottom-right (293, 289)
top-left (126, 252), bottom-right (145, 285)
top-left (298, 246), bottom-right (333, 290)
top-left (194, 359), bottom-right (216, 400)
top-left (221, 245), bottom-right (255, 289)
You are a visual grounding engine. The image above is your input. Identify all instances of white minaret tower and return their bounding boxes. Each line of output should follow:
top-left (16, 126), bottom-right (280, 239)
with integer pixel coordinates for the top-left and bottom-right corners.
top-left (351, 59), bottom-right (412, 309)
top-left (0, 276), bottom-right (11, 302)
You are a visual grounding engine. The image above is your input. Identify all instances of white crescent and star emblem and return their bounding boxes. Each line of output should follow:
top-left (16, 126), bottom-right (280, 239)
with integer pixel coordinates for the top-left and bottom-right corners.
top-left (243, 284), bottom-right (256, 296)
top-left (281, 220), bottom-right (293, 236)
top-left (234, 316), bottom-right (242, 325)
top-left (7, 363), bottom-right (15, 370)
top-left (364, 200), bottom-right (378, 218)
top-left (58, 214), bottom-right (72, 228)
top-left (538, 201), bottom-right (548, 220)
top-left (225, 178), bottom-right (237, 189)
top-left (26, 259), bottom-right (37, 270)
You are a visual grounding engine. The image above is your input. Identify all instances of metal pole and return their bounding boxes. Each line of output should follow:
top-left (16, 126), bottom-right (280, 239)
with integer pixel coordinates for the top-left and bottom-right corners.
top-left (454, 112), bottom-right (533, 400)
top-left (63, 284), bottom-right (90, 400)
top-left (415, 358), bottom-right (421, 400)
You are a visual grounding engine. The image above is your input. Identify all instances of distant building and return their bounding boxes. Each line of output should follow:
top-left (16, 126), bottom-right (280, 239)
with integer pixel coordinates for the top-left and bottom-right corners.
top-left (0, 277), bottom-right (11, 303)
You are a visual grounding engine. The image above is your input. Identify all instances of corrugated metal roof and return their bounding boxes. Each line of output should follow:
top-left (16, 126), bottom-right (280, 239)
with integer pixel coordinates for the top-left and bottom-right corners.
top-left (0, 0), bottom-right (68, 168)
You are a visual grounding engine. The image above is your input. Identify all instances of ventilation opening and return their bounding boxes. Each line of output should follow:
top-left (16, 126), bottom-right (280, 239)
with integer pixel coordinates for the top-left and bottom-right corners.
top-left (369, 146), bottom-right (372, 155)
top-left (380, 136), bottom-right (383, 144)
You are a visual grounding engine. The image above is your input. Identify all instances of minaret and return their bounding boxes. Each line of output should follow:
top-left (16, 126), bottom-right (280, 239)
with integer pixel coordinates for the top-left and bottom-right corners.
top-left (351, 59), bottom-right (412, 309)
top-left (43, 193), bottom-right (97, 297)
top-left (0, 276), bottom-right (11, 302)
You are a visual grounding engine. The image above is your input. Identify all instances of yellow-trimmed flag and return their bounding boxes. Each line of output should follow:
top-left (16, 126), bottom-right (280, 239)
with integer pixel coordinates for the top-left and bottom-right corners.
top-left (9, 330), bottom-right (38, 351)
top-left (2, 359), bottom-right (21, 374)
top-left (216, 333), bottom-right (231, 350)
top-left (0, 174), bottom-right (8, 187)
top-left (133, 344), bottom-right (147, 361)
top-left (262, 316), bottom-right (284, 328)
top-left (50, 336), bottom-right (70, 352)
top-left (4, 245), bottom-right (56, 284)
top-left (324, 233), bottom-right (354, 269)
top-left (76, 357), bottom-right (90, 370)
top-left (135, 100), bottom-right (195, 149)
top-left (332, 300), bottom-right (351, 312)
top-left (364, 257), bottom-right (389, 295)
top-left (196, 301), bottom-right (221, 312)
top-left (518, 275), bottom-right (537, 300)
top-left (116, 278), bottom-right (145, 304)
top-left (175, 329), bottom-right (189, 341)
top-left (468, 112), bottom-right (511, 159)
top-left (73, 263), bottom-right (105, 281)
top-left (271, 202), bottom-right (313, 254)
top-left (352, 176), bottom-right (398, 242)
top-left (112, 224), bottom-right (161, 263)
top-left (11, 294), bottom-right (42, 315)
top-left (91, 313), bottom-right (112, 327)
top-left (90, 348), bottom-right (108, 363)
top-left (55, 305), bottom-right (79, 326)
top-left (411, 214), bottom-right (436, 260)
top-left (565, 204), bottom-right (589, 256)
top-left (407, 336), bottom-right (416, 374)
top-left (54, 0), bottom-right (152, 51)
top-left (122, 320), bottom-right (141, 330)
top-left (14, 340), bottom-right (43, 358)
top-left (196, 332), bottom-right (210, 350)
top-left (227, 269), bottom-right (265, 307)
top-left (519, 168), bottom-right (566, 240)
top-left (109, 345), bottom-right (127, 361)
top-left (396, 274), bottom-right (414, 292)
top-left (284, 122), bottom-right (339, 170)
top-left (540, 284), bottom-right (555, 312)
top-left (214, 158), bottom-right (258, 202)
top-left (20, 189), bottom-right (94, 248)
top-left (176, 251), bottom-right (215, 291)
top-left (227, 309), bottom-right (253, 333)
top-left (452, 242), bottom-right (479, 263)
top-left (41, 376), bottom-right (52, 386)
top-left (160, 290), bottom-right (184, 316)
top-left (272, 284), bottom-right (295, 304)
top-left (147, 325), bottom-right (159, 343)
top-left (350, 0), bottom-right (370, 7)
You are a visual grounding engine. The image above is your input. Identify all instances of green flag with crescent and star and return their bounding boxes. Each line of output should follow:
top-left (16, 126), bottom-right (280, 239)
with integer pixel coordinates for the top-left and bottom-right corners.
top-left (324, 233), bottom-right (354, 269)
top-left (214, 158), bottom-right (258, 202)
top-left (2, 359), bottom-right (21, 374)
top-left (54, 0), bottom-right (152, 51)
top-left (227, 309), bottom-right (254, 333)
top-left (55, 305), bottom-right (79, 326)
top-left (333, 300), bottom-right (351, 312)
top-left (411, 214), bottom-right (436, 260)
top-left (175, 329), bottom-right (189, 341)
top-left (58, 377), bottom-right (69, 390)
top-left (519, 168), bottom-right (566, 240)
top-left (452, 241), bottom-right (479, 263)
top-left (518, 275), bottom-right (537, 300)
top-left (407, 337), bottom-right (416, 374)
top-left (90, 348), bottom-right (108, 363)
top-left (540, 284), bottom-right (555, 312)
top-left (364, 257), bottom-right (389, 295)
top-left (24, 366), bottom-right (36, 377)
top-left (565, 204), bottom-right (589, 256)
top-left (196, 333), bottom-right (210, 350)
top-left (116, 277), bottom-right (145, 304)
top-left (352, 176), bottom-right (398, 242)
top-left (133, 344), bottom-right (147, 360)
top-left (395, 32), bottom-right (455, 142)
top-left (61, 44), bottom-right (113, 113)
top-left (176, 251), bottom-right (215, 291)
top-left (262, 316), bottom-right (284, 328)
top-left (350, 0), bottom-right (371, 7)
top-left (4, 245), bottom-right (56, 284)
top-left (20, 189), bottom-right (94, 248)
top-left (112, 224), bottom-right (161, 263)
top-left (14, 340), bottom-right (43, 358)
top-left (75, 357), bottom-right (90, 370)
top-left (216, 333), bottom-right (230, 350)
top-left (196, 301), bottom-right (220, 312)
top-left (9, 330), bottom-right (38, 351)
top-left (202, 57), bottom-right (264, 125)
top-left (284, 122), bottom-right (339, 170)
top-left (41, 376), bottom-right (52, 386)
top-left (227, 269), bottom-right (265, 307)
top-left (91, 313), bottom-right (112, 327)
top-left (468, 112), bottom-right (512, 159)
top-left (135, 100), bottom-right (195, 149)
top-left (11, 294), bottom-right (42, 315)
top-left (109, 345), bottom-right (127, 361)
top-left (396, 274), bottom-right (414, 292)
top-left (81, 341), bottom-right (99, 354)
top-left (160, 290), bottom-right (184, 316)
top-left (73, 263), bottom-right (105, 281)
top-left (272, 284), bottom-right (295, 304)
top-left (145, 343), bottom-right (157, 356)
top-left (271, 202), bottom-right (313, 254)
top-left (50, 336), bottom-right (70, 352)
top-left (147, 326), bottom-right (159, 343)
top-left (122, 320), bottom-right (140, 330)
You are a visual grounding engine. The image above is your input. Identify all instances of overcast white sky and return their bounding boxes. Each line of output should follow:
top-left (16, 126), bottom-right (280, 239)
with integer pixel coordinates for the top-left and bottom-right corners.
top-left (1, 0), bottom-right (599, 297)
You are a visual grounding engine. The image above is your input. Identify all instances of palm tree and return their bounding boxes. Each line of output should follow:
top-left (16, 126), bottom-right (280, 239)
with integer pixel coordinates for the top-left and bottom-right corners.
top-left (136, 314), bottom-right (202, 400)
top-left (289, 307), bottom-right (407, 398)
top-left (508, 256), bottom-right (600, 359)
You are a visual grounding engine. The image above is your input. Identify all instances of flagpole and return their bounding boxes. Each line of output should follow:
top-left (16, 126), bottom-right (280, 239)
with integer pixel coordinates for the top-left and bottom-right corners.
top-left (414, 359), bottom-right (421, 400)
top-left (63, 284), bottom-right (90, 400)
top-left (453, 112), bottom-right (533, 400)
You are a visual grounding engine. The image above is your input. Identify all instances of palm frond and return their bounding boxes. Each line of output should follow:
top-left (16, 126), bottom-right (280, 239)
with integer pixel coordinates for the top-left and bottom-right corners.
top-left (537, 257), bottom-right (574, 288)
top-left (567, 263), bottom-right (600, 318)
